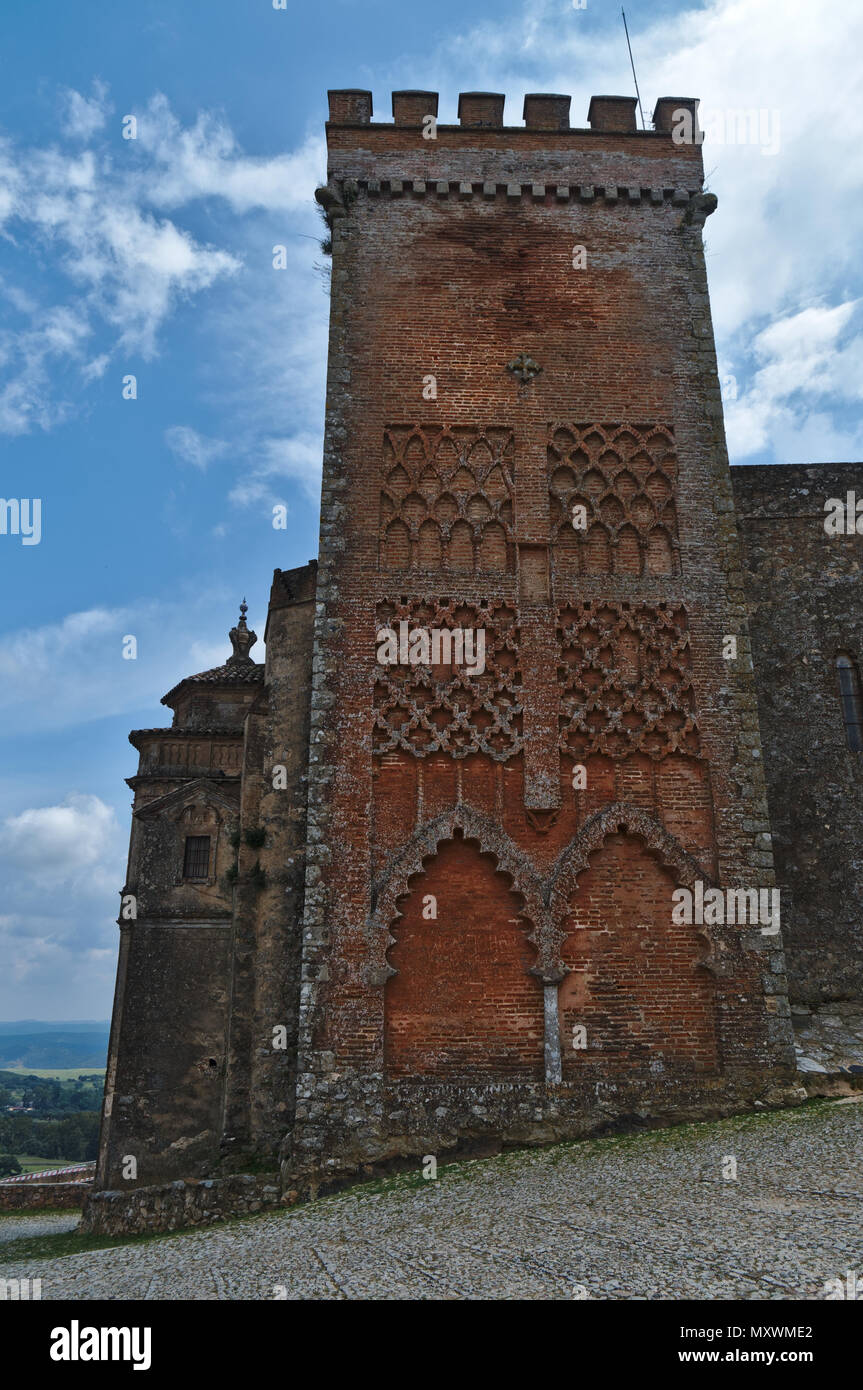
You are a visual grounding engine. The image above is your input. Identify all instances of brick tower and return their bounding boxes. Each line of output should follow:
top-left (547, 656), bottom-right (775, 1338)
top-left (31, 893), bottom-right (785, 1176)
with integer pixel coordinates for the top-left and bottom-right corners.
top-left (89, 88), bottom-right (802, 1230)
top-left (282, 88), bottom-right (797, 1188)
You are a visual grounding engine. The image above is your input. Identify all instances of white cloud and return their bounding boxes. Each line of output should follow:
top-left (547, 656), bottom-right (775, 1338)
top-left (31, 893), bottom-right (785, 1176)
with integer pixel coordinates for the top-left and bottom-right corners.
top-left (136, 94), bottom-right (325, 215)
top-left (229, 432), bottom-right (322, 509)
top-left (81, 352), bottom-right (109, 383)
top-left (0, 904), bottom-right (120, 1011)
top-left (751, 303), bottom-right (861, 400)
top-left (165, 424), bottom-right (229, 471)
top-left (0, 791), bottom-right (126, 1012)
top-left (724, 300), bottom-right (863, 458)
top-left (0, 85), bottom-right (329, 508)
top-left (187, 638), bottom-right (232, 670)
top-left (206, 229), bottom-right (329, 511)
top-left (66, 199), bottom-right (239, 357)
top-left (61, 82), bottom-right (111, 141)
top-left (0, 595), bottom-right (256, 734)
top-left (0, 794), bottom-right (120, 890)
top-left (0, 305), bottom-right (91, 434)
top-left (0, 93), bottom-right (255, 426)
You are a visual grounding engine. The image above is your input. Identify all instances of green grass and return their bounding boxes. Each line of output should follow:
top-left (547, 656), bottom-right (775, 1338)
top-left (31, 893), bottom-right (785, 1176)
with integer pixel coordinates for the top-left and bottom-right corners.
top-left (12, 1155), bottom-right (86, 1174)
top-left (0, 1207), bottom-right (279, 1266)
top-left (0, 1224), bottom-right (135, 1265)
top-left (1, 1067), bottom-right (105, 1080)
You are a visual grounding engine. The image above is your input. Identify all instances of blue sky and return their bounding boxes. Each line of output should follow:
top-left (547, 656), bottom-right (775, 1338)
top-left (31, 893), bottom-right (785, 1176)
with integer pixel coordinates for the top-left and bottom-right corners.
top-left (1, 0), bottom-right (861, 1019)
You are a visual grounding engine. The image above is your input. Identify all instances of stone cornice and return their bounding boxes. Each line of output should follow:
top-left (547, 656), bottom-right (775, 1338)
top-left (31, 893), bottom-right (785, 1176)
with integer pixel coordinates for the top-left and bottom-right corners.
top-left (323, 178), bottom-right (704, 207)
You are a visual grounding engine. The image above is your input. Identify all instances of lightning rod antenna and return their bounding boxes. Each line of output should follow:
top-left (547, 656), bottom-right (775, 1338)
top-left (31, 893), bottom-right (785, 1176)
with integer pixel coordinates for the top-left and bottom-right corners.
top-left (622, 8), bottom-right (646, 130)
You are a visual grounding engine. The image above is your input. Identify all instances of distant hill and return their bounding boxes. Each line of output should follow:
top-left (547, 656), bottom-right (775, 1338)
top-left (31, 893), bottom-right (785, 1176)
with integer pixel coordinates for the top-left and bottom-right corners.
top-left (0, 1020), bottom-right (110, 1035)
top-left (0, 1028), bottom-right (110, 1069)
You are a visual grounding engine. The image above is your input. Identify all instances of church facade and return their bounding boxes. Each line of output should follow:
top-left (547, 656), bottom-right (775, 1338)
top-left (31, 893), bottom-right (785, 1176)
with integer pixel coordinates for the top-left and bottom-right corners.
top-left (85, 90), bottom-right (863, 1232)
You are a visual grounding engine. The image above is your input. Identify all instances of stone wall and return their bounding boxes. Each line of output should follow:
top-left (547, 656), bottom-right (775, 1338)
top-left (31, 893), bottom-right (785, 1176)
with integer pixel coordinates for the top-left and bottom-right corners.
top-left (97, 922), bottom-right (232, 1188)
top-left (733, 462), bottom-right (863, 1003)
top-left (0, 1182), bottom-right (90, 1211)
top-left (80, 1174), bottom-right (282, 1236)
top-left (221, 562), bottom-right (317, 1165)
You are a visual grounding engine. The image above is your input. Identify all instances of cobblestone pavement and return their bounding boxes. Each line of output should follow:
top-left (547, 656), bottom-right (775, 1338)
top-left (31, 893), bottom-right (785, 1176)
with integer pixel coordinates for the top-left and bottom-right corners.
top-left (2, 1100), bottom-right (861, 1300)
top-left (0, 1210), bottom-right (80, 1244)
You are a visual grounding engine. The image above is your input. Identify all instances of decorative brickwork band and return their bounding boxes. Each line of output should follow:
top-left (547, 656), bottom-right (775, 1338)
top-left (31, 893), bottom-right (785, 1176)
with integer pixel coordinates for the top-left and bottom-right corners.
top-left (548, 422), bottom-right (680, 577)
top-left (557, 601), bottom-right (700, 761)
top-left (380, 425), bottom-right (515, 573)
top-left (373, 597), bottom-right (522, 759)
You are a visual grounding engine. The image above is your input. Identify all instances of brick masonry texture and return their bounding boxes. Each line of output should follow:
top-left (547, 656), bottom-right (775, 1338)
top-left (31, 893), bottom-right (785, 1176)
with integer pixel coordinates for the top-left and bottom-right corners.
top-left (732, 463), bottom-right (863, 1005)
top-left (85, 91), bottom-right (862, 1235)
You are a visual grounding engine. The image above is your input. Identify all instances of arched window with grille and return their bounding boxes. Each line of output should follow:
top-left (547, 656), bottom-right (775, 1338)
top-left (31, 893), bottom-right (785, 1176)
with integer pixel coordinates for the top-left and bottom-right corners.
top-left (836, 653), bottom-right (863, 751)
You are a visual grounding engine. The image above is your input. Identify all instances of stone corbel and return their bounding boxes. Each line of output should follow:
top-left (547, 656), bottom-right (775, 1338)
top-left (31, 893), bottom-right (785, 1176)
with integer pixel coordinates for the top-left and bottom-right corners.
top-left (314, 183), bottom-right (347, 227)
top-left (531, 896), bottom-right (569, 984)
top-left (681, 190), bottom-right (718, 228)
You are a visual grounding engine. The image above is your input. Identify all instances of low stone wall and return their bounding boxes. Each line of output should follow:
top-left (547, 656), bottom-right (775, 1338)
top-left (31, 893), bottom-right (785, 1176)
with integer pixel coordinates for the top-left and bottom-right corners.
top-left (0, 1162), bottom-right (95, 1187)
top-left (281, 1065), bottom-right (807, 1198)
top-left (83, 1074), bottom-right (814, 1234)
top-left (80, 1173), bottom-right (283, 1236)
top-left (0, 1181), bottom-right (90, 1211)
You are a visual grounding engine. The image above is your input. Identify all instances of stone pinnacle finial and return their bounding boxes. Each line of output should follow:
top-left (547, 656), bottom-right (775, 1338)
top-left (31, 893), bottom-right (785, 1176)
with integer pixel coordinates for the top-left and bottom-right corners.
top-left (228, 598), bottom-right (257, 665)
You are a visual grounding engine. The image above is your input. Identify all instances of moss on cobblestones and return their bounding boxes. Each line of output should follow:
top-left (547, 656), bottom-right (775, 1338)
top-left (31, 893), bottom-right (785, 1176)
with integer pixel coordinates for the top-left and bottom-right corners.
top-left (0, 1220), bottom-right (193, 1266)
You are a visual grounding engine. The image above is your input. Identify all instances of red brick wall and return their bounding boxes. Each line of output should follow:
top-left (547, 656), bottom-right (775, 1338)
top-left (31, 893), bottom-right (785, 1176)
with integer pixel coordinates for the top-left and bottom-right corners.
top-left (384, 834), bottom-right (544, 1079)
top-left (559, 831), bottom-right (717, 1075)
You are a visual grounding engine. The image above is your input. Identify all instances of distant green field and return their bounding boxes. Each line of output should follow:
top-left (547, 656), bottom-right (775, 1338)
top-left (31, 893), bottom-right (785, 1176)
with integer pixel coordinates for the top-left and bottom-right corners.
top-left (2, 1067), bottom-right (105, 1080)
top-left (14, 1154), bottom-right (84, 1174)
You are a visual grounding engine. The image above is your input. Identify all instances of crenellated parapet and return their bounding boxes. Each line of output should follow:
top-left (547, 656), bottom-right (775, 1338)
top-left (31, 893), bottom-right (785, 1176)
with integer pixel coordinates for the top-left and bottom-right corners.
top-left (326, 89), bottom-right (700, 134)
top-left (319, 89), bottom-right (709, 229)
